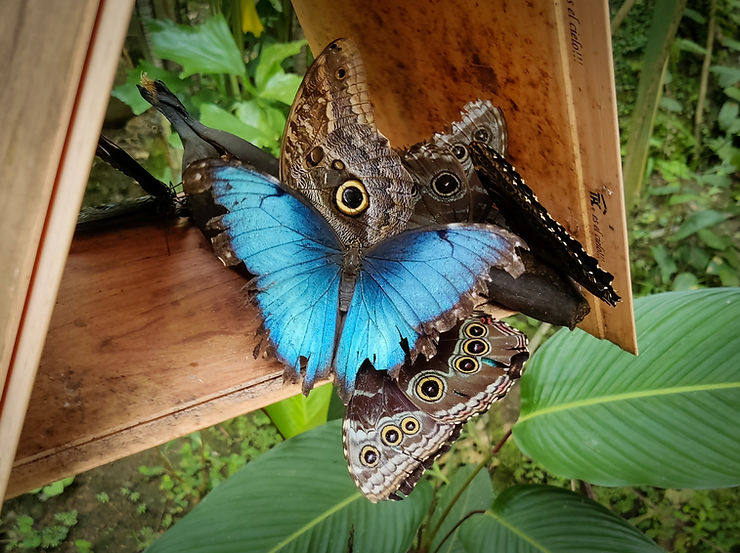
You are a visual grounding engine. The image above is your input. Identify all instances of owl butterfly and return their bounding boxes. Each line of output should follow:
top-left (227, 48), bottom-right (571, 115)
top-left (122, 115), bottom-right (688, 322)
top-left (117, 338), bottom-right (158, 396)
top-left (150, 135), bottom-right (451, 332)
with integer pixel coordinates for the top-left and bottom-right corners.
top-left (401, 103), bottom-right (592, 327)
top-left (402, 100), bottom-right (507, 228)
top-left (468, 142), bottom-right (620, 306)
top-left (343, 313), bottom-right (529, 502)
top-left (426, 100), bottom-right (619, 305)
top-left (184, 39), bottom-right (527, 400)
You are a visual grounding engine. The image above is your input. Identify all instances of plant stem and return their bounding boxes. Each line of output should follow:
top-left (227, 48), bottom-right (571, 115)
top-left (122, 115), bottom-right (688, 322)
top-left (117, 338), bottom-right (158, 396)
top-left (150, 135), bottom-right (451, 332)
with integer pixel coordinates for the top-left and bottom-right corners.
top-left (693, 0), bottom-right (717, 165)
top-left (431, 510), bottom-right (486, 553)
top-left (528, 323), bottom-right (552, 354)
top-left (421, 429), bottom-right (512, 551)
top-left (611, 0), bottom-right (638, 35)
top-left (229, 73), bottom-right (242, 99)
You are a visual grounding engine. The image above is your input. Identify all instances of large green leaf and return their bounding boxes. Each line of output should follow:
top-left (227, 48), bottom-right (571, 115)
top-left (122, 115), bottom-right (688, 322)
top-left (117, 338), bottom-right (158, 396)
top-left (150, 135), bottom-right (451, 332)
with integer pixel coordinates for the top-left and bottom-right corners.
top-left (459, 485), bottom-right (663, 553)
top-left (146, 420), bottom-right (430, 553)
top-left (263, 383), bottom-right (333, 438)
top-left (149, 15), bottom-right (246, 77)
top-left (428, 465), bottom-right (494, 553)
top-left (199, 103), bottom-right (270, 149)
top-left (514, 288), bottom-right (740, 488)
top-left (254, 40), bottom-right (307, 91)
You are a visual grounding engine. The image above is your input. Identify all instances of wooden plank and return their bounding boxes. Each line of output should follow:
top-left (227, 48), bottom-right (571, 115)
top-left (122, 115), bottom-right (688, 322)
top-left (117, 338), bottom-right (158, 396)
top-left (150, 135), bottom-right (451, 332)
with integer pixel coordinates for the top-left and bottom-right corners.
top-left (7, 216), bottom-right (308, 498)
top-left (0, 0), bottom-right (134, 500)
top-left (553, 1), bottom-right (636, 349)
top-left (291, 0), bottom-right (637, 352)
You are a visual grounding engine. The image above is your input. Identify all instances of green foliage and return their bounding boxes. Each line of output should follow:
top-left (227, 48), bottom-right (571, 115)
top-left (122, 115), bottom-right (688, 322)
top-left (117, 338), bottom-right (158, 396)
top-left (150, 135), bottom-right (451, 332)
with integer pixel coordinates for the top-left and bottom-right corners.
top-left (459, 486), bottom-right (662, 552)
top-left (617, 0), bottom-right (739, 296)
top-left (4, 510), bottom-right (79, 550)
top-left (146, 421), bottom-right (431, 553)
top-left (144, 289), bottom-right (739, 552)
top-left (515, 289), bottom-right (740, 488)
top-left (136, 411), bottom-right (280, 531)
top-left (112, 5), bottom-right (306, 157)
top-left (621, 0), bottom-right (688, 205)
top-left (29, 476), bottom-right (75, 501)
top-left (263, 382), bottom-right (333, 438)
top-left (75, 539), bottom-right (94, 553)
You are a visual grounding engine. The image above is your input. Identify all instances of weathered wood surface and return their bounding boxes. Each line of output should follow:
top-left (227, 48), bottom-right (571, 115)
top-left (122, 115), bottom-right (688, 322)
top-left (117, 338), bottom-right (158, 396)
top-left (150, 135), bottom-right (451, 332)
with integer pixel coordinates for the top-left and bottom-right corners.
top-left (0, 0), bottom-right (135, 500)
top-left (6, 215), bottom-right (304, 498)
top-left (292, 0), bottom-right (637, 352)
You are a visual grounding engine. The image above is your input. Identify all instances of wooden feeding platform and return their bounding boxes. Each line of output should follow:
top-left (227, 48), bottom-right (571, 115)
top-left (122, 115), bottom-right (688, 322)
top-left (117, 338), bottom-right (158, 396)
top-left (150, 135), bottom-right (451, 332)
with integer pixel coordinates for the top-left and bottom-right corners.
top-left (0, 0), bottom-right (635, 500)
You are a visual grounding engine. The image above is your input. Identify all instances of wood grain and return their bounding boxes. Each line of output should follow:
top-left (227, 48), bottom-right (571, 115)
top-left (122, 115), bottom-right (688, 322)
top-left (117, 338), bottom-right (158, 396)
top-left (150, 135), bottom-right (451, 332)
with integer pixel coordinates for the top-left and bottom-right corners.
top-left (292, 0), bottom-right (637, 352)
top-left (6, 215), bottom-right (309, 498)
top-left (0, 0), bottom-right (134, 500)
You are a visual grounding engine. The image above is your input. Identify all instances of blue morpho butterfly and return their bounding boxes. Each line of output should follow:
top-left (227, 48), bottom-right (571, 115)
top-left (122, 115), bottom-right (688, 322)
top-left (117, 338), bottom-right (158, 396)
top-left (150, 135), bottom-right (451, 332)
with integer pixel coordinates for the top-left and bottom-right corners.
top-left (184, 158), bottom-right (524, 400)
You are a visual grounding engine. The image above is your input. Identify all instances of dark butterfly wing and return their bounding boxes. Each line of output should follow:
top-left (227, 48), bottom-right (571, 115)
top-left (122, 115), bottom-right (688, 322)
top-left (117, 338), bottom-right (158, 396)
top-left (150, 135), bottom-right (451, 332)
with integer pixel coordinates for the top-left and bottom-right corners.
top-left (280, 38), bottom-right (414, 249)
top-left (343, 314), bottom-right (528, 502)
top-left (401, 142), bottom-right (492, 227)
top-left (397, 313), bottom-right (528, 422)
top-left (433, 99), bottom-right (509, 173)
top-left (343, 362), bottom-right (460, 502)
top-left (469, 141), bottom-right (620, 306)
top-left (138, 78), bottom-right (278, 176)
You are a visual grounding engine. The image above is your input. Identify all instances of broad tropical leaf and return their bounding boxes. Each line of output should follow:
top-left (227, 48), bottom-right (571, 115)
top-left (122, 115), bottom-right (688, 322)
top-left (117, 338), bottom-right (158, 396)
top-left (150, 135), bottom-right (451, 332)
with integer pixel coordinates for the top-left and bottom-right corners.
top-left (514, 288), bottom-right (740, 488)
top-left (428, 465), bottom-right (494, 553)
top-left (146, 420), bottom-right (430, 553)
top-left (459, 485), bottom-right (664, 553)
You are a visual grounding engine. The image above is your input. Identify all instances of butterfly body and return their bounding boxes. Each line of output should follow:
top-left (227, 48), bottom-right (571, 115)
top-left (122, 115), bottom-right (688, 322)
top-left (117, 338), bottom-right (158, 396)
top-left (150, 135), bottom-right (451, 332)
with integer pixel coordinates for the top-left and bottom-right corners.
top-left (343, 313), bottom-right (528, 502)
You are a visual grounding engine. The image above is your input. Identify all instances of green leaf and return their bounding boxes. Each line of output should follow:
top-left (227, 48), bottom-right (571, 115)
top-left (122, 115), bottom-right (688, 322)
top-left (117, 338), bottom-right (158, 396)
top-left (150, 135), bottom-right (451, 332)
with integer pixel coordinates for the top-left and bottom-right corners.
top-left (258, 71), bottom-right (304, 105)
top-left (264, 383), bottom-right (333, 438)
top-left (650, 244), bottom-right (677, 282)
top-left (254, 40), bottom-right (307, 91)
top-left (514, 288), bottom-right (740, 488)
top-left (233, 100), bottom-right (286, 146)
top-left (459, 485), bottom-right (662, 553)
top-left (697, 228), bottom-right (729, 250)
top-left (622, 0), bottom-right (687, 205)
top-left (724, 86), bottom-right (740, 102)
top-left (708, 257), bottom-right (740, 287)
top-left (718, 101), bottom-right (739, 131)
top-left (674, 38), bottom-right (706, 55)
top-left (146, 420), bottom-right (431, 553)
top-left (75, 539), bottom-right (94, 553)
top-left (149, 15), bottom-right (245, 77)
top-left (710, 65), bottom-right (740, 88)
top-left (199, 103), bottom-right (266, 146)
top-left (672, 210), bottom-right (729, 240)
top-left (659, 96), bottom-right (682, 112)
top-left (39, 476), bottom-right (75, 498)
top-left (671, 272), bottom-right (698, 291)
top-left (429, 465), bottom-right (494, 553)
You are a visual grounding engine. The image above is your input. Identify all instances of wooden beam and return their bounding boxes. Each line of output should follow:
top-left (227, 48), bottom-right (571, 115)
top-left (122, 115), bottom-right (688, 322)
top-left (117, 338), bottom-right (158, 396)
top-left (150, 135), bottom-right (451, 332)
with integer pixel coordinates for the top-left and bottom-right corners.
top-left (0, 0), bottom-right (134, 500)
top-left (7, 215), bottom-right (308, 498)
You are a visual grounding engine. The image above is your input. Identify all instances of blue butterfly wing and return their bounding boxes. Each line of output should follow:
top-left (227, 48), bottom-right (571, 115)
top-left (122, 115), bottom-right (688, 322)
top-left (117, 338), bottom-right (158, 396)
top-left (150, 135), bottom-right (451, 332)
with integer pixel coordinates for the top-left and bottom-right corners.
top-left (198, 161), bottom-right (342, 388)
top-left (335, 224), bottom-right (525, 396)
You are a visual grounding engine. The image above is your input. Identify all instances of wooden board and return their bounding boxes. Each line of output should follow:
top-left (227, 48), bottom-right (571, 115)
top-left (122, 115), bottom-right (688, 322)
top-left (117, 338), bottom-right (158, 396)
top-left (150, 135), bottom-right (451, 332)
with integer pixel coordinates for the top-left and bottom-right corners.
top-left (6, 216), bottom-right (308, 498)
top-left (0, 0), bottom-right (135, 501)
top-left (292, 0), bottom-right (637, 352)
